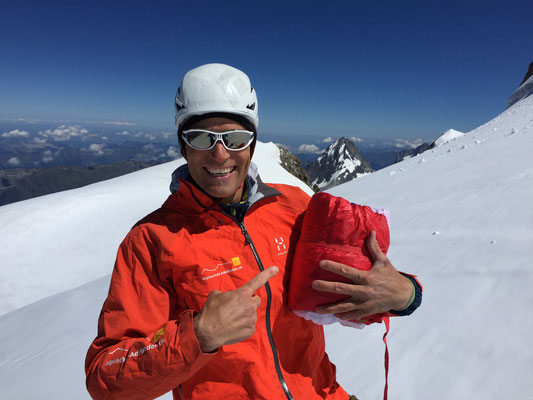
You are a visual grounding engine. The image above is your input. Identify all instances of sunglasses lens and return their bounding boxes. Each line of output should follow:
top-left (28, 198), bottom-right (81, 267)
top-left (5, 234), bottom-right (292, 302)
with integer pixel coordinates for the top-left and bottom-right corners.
top-left (224, 131), bottom-right (253, 150)
top-left (185, 130), bottom-right (214, 149)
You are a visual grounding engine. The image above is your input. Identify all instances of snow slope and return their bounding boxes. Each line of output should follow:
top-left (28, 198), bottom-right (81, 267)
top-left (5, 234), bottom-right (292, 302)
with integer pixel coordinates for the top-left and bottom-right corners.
top-left (1, 97), bottom-right (532, 399)
top-left (326, 95), bottom-right (533, 399)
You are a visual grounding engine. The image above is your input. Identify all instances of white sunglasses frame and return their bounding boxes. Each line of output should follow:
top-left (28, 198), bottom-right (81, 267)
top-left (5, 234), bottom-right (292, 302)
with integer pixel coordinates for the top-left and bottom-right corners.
top-left (181, 129), bottom-right (255, 151)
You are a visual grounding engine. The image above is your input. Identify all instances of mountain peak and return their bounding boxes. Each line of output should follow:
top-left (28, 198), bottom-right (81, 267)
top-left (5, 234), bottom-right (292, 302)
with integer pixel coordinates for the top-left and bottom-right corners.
top-left (307, 137), bottom-right (373, 190)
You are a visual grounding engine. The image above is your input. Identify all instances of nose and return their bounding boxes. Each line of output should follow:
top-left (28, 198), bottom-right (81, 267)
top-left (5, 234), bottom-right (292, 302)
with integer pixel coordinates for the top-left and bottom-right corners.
top-left (209, 141), bottom-right (230, 162)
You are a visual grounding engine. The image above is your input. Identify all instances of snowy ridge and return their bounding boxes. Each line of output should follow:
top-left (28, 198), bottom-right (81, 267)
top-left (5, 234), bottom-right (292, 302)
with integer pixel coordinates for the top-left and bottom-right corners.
top-left (433, 128), bottom-right (465, 147)
top-left (1, 97), bottom-right (532, 399)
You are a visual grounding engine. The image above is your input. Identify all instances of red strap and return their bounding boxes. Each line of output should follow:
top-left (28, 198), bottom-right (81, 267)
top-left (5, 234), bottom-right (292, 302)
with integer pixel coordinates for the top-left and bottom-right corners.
top-left (383, 317), bottom-right (390, 400)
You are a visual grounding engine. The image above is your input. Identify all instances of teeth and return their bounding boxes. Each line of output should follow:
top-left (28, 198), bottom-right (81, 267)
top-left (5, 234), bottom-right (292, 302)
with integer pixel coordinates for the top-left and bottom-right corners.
top-left (207, 167), bottom-right (233, 176)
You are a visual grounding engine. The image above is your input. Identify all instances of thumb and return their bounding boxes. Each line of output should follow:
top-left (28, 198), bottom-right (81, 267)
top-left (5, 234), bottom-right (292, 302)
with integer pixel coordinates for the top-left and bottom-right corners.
top-left (366, 231), bottom-right (387, 263)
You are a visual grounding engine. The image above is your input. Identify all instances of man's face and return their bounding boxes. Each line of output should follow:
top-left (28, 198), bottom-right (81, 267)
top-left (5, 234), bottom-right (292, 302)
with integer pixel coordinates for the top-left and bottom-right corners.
top-left (184, 117), bottom-right (251, 204)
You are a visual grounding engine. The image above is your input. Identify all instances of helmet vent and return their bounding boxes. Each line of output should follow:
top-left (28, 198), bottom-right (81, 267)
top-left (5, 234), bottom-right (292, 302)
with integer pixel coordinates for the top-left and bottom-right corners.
top-left (175, 97), bottom-right (185, 110)
top-left (246, 103), bottom-right (256, 111)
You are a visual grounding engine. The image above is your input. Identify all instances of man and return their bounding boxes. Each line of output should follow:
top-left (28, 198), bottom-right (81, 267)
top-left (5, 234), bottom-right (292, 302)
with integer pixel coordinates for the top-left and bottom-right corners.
top-left (85, 63), bottom-right (421, 399)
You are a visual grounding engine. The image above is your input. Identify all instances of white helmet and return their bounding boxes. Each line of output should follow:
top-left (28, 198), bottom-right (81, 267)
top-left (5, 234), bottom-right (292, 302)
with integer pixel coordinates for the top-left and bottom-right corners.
top-left (174, 63), bottom-right (258, 128)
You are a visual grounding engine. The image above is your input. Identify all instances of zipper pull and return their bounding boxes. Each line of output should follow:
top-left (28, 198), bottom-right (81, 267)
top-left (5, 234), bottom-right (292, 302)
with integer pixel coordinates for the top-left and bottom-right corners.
top-left (240, 223), bottom-right (252, 245)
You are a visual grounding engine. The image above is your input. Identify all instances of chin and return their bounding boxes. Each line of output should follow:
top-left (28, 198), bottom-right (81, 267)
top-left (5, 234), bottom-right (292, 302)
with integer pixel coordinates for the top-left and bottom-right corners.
top-left (207, 187), bottom-right (237, 200)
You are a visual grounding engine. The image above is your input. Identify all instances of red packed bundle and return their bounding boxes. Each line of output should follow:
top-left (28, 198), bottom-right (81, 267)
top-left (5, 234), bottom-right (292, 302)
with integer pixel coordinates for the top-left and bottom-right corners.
top-left (288, 192), bottom-right (390, 327)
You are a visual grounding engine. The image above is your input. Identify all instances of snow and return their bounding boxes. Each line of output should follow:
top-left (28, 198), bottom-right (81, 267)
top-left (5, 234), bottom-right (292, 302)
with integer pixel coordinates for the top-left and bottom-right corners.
top-left (1, 97), bottom-right (532, 399)
top-left (433, 128), bottom-right (465, 147)
top-left (326, 95), bottom-right (533, 399)
top-left (327, 157), bottom-right (361, 184)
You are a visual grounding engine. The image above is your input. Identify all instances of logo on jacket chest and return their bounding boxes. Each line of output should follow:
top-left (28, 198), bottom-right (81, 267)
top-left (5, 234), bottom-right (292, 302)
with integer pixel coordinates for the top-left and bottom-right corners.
top-left (201, 256), bottom-right (243, 281)
top-left (274, 236), bottom-right (288, 256)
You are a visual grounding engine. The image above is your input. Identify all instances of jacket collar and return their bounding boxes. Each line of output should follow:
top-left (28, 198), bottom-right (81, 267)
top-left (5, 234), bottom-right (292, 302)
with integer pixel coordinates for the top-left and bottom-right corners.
top-left (165, 162), bottom-right (280, 215)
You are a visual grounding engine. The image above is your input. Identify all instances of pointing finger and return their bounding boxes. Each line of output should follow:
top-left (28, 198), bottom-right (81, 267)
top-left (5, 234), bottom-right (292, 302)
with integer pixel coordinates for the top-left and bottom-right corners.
top-left (239, 266), bottom-right (279, 294)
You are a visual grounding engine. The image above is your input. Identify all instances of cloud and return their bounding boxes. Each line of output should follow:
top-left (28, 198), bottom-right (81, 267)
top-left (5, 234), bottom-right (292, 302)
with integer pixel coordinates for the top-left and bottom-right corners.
top-left (33, 137), bottom-right (47, 144)
top-left (322, 137), bottom-right (333, 143)
top-left (42, 154), bottom-right (53, 163)
top-left (116, 131), bottom-right (130, 136)
top-left (39, 125), bottom-right (89, 141)
top-left (166, 146), bottom-right (180, 159)
top-left (101, 121), bottom-right (135, 126)
top-left (8, 157), bottom-right (21, 166)
top-left (0, 117), bottom-right (40, 123)
top-left (42, 150), bottom-right (55, 162)
top-left (296, 144), bottom-right (321, 154)
top-left (2, 129), bottom-right (30, 138)
top-left (392, 138), bottom-right (424, 149)
top-left (84, 120), bottom-right (136, 126)
top-left (88, 143), bottom-right (105, 155)
top-left (350, 136), bottom-right (363, 143)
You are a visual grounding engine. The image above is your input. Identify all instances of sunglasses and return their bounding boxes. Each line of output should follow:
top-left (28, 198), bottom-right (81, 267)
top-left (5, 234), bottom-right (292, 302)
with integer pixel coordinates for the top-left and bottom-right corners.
top-left (182, 129), bottom-right (255, 151)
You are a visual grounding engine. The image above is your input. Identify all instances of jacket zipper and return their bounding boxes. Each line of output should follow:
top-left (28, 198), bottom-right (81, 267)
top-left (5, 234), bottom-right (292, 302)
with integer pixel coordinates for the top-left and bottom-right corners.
top-left (239, 222), bottom-right (294, 400)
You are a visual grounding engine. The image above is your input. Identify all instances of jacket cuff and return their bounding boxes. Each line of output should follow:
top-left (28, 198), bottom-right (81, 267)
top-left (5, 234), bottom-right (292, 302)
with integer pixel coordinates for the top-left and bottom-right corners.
top-left (175, 310), bottom-right (218, 364)
top-left (389, 273), bottom-right (422, 316)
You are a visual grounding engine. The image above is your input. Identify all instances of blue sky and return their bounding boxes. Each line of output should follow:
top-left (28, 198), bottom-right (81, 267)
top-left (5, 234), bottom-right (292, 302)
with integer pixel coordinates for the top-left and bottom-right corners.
top-left (1, 0), bottom-right (532, 141)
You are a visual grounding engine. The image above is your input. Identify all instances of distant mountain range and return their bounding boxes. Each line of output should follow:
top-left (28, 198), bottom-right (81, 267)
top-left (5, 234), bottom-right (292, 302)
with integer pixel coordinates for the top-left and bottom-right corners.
top-left (0, 138), bottom-right (452, 206)
top-left (0, 160), bottom-right (158, 206)
top-left (0, 136), bottom-right (428, 205)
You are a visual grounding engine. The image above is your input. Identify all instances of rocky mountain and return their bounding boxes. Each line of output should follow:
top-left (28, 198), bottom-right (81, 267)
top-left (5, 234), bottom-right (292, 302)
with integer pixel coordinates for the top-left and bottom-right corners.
top-left (306, 137), bottom-right (373, 190)
top-left (395, 142), bottom-right (431, 162)
top-left (276, 145), bottom-right (315, 191)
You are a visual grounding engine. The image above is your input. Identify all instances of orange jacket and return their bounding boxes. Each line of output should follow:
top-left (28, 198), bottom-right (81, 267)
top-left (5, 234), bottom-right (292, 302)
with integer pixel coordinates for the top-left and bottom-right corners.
top-left (85, 167), bottom-right (349, 400)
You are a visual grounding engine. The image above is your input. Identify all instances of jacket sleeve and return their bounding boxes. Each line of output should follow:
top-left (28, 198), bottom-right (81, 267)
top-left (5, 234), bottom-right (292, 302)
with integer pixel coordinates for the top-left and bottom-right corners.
top-left (85, 233), bottom-right (216, 400)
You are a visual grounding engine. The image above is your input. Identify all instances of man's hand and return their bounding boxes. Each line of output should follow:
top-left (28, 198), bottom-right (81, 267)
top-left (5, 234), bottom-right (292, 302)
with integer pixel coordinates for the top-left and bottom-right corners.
top-left (193, 266), bottom-right (278, 353)
top-left (312, 231), bottom-right (413, 321)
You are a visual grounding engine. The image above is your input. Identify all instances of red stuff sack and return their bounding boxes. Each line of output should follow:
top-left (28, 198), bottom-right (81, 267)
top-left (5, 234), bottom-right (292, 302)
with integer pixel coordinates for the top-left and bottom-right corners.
top-left (288, 192), bottom-right (391, 327)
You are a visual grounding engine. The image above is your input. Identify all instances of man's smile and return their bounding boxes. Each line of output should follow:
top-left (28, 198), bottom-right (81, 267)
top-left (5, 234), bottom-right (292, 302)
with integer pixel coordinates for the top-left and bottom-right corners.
top-left (204, 166), bottom-right (237, 177)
